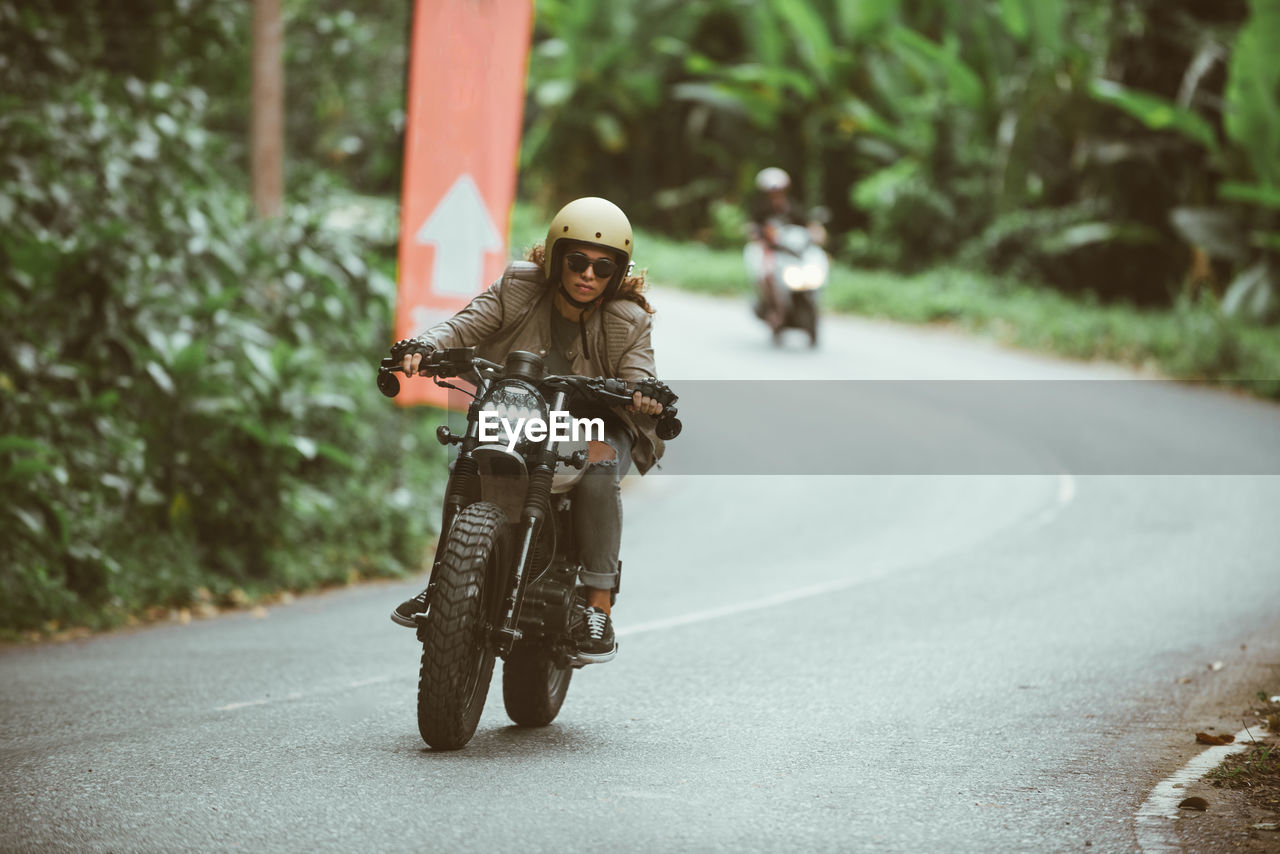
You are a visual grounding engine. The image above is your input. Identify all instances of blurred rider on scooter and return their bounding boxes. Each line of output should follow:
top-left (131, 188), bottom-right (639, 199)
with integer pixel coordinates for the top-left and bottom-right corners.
top-left (746, 167), bottom-right (826, 335)
top-left (747, 171), bottom-right (803, 332)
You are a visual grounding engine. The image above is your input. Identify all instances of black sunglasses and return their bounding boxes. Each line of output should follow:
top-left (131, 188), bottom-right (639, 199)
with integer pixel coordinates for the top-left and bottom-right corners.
top-left (564, 251), bottom-right (618, 279)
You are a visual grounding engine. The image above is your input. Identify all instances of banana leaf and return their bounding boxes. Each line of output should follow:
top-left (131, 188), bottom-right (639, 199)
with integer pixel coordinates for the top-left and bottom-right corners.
top-left (1089, 79), bottom-right (1219, 153)
top-left (1169, 207), bottom-right (1250, 261)
top-left (1222, 259), bottom-right (1278, 322)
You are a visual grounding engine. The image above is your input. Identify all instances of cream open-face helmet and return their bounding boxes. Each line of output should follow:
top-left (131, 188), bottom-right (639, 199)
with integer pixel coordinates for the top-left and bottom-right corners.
top-left (543, 197), bottom-right (633, 304)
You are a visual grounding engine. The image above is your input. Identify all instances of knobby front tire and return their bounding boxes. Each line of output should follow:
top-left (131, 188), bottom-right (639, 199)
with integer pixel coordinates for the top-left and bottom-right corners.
top-left (416, 501), bottom-right (506, 750)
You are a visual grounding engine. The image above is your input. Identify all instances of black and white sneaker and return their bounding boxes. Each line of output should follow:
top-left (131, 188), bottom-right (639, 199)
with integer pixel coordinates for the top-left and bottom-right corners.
top-left (574, 606), bottom-right (617, 663)
top-left (390, 588), bottom-right (430, 628)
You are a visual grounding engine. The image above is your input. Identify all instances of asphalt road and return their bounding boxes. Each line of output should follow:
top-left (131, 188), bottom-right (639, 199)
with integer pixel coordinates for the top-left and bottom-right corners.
top-left (3, 286), bottom-right (1279, 852)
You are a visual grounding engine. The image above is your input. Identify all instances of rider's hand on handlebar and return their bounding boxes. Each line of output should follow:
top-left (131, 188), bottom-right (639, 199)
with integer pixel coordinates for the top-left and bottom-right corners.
top-left (390, 337), bottom-right (435, 377)
top-left (627, 391), bottom-right (663, 417)
top-left (402, 352), bottom-right (426, 377)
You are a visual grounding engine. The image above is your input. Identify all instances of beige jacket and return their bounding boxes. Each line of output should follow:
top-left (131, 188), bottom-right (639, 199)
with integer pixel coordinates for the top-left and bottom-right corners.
top-left (418, 261), bottom-right (664, 473)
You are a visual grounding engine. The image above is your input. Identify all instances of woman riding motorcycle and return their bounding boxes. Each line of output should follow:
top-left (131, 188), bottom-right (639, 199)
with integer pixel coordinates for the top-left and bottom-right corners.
top-left (389, 197), bottom-right (665, 661)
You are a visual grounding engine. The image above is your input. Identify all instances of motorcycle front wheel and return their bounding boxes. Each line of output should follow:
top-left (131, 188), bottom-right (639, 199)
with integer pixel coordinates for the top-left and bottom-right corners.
top-left (792, 291), bottom-right (819, 347)
top-left (416, 501), bottom-right (507, 750)
top-left (502, 646), bottom-right (572, 727)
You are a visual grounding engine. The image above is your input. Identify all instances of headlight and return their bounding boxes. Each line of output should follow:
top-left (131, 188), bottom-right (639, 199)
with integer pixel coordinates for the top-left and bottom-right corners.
top-left (478, 382), bottom-right (546, 442)
top-left (782, 266), bottom-right (806, 289)
top-left (803, 264), bottom-right (825, 287)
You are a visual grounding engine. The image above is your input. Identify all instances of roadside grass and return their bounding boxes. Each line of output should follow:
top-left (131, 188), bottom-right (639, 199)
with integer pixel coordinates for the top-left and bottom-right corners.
top-left (1209, 743), bottom-right (1280, 786)
top-left (516, 204), bottom-right (1280, 398)
top-left (1205, 694), bottom-right (1280, 819)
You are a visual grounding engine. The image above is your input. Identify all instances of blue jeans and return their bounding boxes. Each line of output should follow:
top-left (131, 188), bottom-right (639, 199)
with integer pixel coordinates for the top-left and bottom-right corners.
top-left (573, 422), bottom-right (632, 591)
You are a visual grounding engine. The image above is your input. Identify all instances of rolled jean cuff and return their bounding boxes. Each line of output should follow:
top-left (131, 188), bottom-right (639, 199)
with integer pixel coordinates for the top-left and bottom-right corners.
top-left (578, 567), bottom-right (617, 590)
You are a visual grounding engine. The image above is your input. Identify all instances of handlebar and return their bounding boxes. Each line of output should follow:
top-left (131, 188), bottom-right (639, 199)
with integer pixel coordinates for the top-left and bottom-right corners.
top-left (377, 348), bottom-right (681, 440)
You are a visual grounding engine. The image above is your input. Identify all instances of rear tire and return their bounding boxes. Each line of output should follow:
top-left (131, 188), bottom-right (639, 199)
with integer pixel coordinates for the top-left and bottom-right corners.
top-left (502, 646), bottom-right (572, 727)
top-left (416, 502), bottom-right (506, 750)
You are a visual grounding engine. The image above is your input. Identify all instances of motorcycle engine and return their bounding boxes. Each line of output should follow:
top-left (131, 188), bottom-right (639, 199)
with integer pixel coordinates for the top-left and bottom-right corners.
top-left (516, 566), bottom-right (577, 637)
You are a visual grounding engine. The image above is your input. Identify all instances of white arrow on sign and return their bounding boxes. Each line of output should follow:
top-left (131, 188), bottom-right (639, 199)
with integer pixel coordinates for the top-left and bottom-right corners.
top-left (414, 173), bottom-right (503, 297)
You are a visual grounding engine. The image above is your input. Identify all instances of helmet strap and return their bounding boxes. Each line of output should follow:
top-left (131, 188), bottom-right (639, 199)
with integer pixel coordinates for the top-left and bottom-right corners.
top-left (555, 283), bottom-right (606, 361)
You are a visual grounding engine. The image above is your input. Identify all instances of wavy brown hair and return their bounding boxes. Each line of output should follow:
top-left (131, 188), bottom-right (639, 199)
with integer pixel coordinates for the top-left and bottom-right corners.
top-left (526, 243), bottom-right (653, 314)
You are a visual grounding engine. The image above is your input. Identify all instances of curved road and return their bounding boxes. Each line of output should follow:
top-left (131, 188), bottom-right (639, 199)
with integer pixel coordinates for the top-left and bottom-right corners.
top-left (3, 287), bottom-right (1279, 852)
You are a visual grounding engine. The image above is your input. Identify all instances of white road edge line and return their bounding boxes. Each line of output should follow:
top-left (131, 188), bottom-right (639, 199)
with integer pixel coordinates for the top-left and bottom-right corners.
top-left (215, 691), bottom-right (303, 712)
top-left (218, 475), bottom-right (1076, 711)
top-left (617, 576), bottom-right (873, 638)
top-left (618, 474), bottom-right (1079, 641)
top-left (1135, 726), bottom-right (1258, 853)
top-left (214, 678), bottom-right (392, 712)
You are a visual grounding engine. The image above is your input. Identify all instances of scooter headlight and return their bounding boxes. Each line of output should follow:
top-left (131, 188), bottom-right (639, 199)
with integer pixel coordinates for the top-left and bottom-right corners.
top-left (803, 263), bottom-right (825, 287)
top-left (782, 265), bottom-right (807, 289)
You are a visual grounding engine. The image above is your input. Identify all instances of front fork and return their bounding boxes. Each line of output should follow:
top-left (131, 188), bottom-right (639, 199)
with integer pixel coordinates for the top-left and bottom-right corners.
top-left (490, 390), bottom-right (571, 658)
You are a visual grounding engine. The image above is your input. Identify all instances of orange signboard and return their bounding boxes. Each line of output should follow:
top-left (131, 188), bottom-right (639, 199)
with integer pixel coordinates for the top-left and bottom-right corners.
top-left (394, 0), bottom-right (534, 406)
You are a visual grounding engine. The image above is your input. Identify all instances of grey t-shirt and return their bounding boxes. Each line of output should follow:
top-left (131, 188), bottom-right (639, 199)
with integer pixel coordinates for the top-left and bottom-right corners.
top-left (546, 309), bottom-right (624, 432)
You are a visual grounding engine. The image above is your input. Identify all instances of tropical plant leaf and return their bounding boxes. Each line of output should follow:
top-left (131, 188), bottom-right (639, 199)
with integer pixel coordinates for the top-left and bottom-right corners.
top-left (1089, 79), bottom-right (1219, 152)
top-left (768, 0), bottom-right (835, 84)
top-left (0, 436), bottom-right (55, 456)
top-left (888, 26), bottom-right (984, 109)
top-left (1222, 260), bottom-right (1279, 322)
top-left (1219, 181), bottom-right (1280, 211)
top-left (851, 159), bottom-right (922, 211)
top-left (1224, 0), bottom-right (1280, 189)
top-left (1169, 207), bottom-right (1250, 261)
top-left (833, 0), bottom-right (896, 40)
top-left (1038, 221), bottom-right (1162, 255)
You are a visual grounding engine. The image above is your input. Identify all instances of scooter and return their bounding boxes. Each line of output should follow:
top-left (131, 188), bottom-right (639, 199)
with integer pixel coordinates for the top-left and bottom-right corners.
top-left (745, 220), bottom-right (828, 347)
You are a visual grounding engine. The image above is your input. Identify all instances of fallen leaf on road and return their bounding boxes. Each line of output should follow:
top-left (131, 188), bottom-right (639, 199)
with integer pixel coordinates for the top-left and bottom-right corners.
top-left (1178, 797), bottom-right (1209, 811)
top-left (1196, 732), bottom-right (1234, 745)
top-left (1210, 661), bottom-right (1224, 671)
top-left (1252, 823), bottom-right (1279, 832)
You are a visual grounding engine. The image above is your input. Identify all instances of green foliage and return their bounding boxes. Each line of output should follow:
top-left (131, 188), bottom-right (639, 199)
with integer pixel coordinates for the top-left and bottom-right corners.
top-left (282, 0), bottom-right (409, 194)
top-left (1089, 79), bottom-right (1220, 152)
top-left (519, 0), bottom-right (1277, 316)
top-left (1217, 0), bottom-right (1280, 320)
top-left (0, 2), bottom-right (443, 633)
top-left (522, 0), bottom-right (715, 226)
top-left (1224, 0), bottom-right (1280, 190)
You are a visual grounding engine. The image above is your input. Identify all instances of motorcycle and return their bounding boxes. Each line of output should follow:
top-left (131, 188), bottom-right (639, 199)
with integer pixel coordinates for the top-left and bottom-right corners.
top-left (377, 347), bottom-right (681, 750)
top-left (745, 220), bottom-right (829, 347)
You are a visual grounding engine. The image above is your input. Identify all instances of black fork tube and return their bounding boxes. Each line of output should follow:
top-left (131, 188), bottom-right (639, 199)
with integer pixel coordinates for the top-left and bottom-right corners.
top-left (495, 390), bottom-right (567, 651)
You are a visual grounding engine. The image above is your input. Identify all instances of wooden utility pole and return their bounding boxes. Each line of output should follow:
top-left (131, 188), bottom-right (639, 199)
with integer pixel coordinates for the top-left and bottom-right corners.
top-left (252, 0), bottom-right (284, 218)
